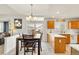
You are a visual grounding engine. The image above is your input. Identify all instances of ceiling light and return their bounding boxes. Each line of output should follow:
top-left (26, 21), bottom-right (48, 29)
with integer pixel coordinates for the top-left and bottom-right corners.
top-left (26, 4), bottom-right (37, 21)
top-left (56, 11), bottom-right (60, 14)
top-left (28, 15), bottom-right (32, 19)
top-left (33, 17), bottom-right (37, 20)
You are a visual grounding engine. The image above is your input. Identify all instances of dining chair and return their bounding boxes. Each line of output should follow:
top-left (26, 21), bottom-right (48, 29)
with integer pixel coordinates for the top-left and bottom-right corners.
top-left (22, 34), bottom-right (36, 55)
top-left (35, 32), bottom-right (43, 51)
top-left (40, 33), bottom-right (43, 51)
top-left (20, 34), bottom-right (33, 51)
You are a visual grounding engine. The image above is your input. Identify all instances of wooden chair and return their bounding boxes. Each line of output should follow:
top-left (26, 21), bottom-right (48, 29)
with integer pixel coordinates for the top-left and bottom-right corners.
top-left (40, 33), bottom-right (43, 51)
top-left (22, 34), bottom-right (36, 55)
top-left (20, 34), bottom-right (33, 51)
top-left (20, 37), bottom-right (23, 51)
top-left (35, 32), bottom-right (43, 51)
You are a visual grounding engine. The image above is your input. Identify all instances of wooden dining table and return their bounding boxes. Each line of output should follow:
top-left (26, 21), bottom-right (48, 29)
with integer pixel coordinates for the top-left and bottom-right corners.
top-left (16, 34), bottom-right (41, 55)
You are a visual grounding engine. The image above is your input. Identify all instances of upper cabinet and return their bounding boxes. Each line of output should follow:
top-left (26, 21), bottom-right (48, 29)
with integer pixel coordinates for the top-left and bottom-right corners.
top-left (47, 20), bottom-right (54, 29)
top-left (68, 19), bottom-right (79, 29)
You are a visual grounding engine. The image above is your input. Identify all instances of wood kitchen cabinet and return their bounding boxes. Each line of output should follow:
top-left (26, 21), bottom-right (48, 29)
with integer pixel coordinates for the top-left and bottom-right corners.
top-left (47, 33), bottom-right (50, 43)
top-left (55, 37), bottom-right (66, 53)
top-left (77, 35), bottom-right (79, 44)
top-left (47, 20), bottom-right (54, 29)
top-left (71, 47), bottom-right (79, 55)
top-left (68, 20), bottom-right (79, 29)
top-left (61, 34), bottom-right (71, 44)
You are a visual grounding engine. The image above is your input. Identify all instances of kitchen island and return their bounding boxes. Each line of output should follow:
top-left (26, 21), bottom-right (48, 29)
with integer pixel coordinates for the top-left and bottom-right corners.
top-left (47, 33), bottom-right (66, 53)
top-left (70, 44), bottom-right (79, 55)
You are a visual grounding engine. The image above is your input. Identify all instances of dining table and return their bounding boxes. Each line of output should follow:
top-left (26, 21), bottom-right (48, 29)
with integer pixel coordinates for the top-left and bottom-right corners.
top-left (16, 34), bottom-right (41, 55)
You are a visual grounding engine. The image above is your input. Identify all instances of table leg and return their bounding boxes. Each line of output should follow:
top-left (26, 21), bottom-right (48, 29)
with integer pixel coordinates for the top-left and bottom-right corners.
top-left (71, 47), bottom-right (72, 55)
top-left (38, 39), bottom-right (41, 55)
top-left (16, 40), bottom-right (19, 55)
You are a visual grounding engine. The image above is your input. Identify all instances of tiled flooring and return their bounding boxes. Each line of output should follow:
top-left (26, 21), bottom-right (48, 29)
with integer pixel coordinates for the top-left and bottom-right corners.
top-left (5, 41), bottom-right (71, 55)
top-left (0, 45), bottom-right (4, 55)
top-left (19, 41), bottom-right (53, 55)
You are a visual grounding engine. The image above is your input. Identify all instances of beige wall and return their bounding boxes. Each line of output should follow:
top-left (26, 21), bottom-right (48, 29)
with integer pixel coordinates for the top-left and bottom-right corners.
top-left (0, 16), bottom-right (28, 35)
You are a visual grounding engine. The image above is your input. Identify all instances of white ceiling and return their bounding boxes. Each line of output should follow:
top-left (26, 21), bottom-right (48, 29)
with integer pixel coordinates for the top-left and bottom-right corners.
top-left (0, 4), bottom-right (79, 18)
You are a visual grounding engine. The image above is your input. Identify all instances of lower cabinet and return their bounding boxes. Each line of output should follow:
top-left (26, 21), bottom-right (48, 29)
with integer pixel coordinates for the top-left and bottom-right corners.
top-left (71, 47), bottom-right (79, 55)
top-left (61, 34), bottom-right (71, 44)
top-left (77, 35), bottom-right (79, 44)
top-left (55, 37), bottom-right (66, 53)
top-left (47, 33), bottom-right (50, 43)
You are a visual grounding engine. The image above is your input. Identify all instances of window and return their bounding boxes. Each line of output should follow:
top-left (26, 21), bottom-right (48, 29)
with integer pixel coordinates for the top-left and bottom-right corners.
top-left (0, 22), bottom-right (4, 32)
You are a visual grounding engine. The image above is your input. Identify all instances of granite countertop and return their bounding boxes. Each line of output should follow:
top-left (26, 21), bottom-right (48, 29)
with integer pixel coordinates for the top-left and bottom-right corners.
top-left (49, 33), bottom-right (66, 37)
top-left (70, 44), bottom-right (79, 51)
top-left (54, 34), bottom-right (66, 37)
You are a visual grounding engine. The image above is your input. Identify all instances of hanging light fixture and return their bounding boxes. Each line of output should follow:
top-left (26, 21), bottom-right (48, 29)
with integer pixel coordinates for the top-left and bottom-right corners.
top-left (26, 4), bottom-right (37, 21)
top-left (28, 4), bottom-right (33, 20)
top-left (26, 4), bottom-right (32, 21)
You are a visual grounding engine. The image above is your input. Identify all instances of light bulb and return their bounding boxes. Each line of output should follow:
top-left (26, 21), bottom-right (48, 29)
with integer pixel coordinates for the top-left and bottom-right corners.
top-left (29, 15), bottom-right (32, 19)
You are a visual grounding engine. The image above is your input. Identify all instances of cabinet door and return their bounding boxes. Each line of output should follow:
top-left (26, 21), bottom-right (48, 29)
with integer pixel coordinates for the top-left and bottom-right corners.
top-left (68, 20), bottom-right (79, 29)
top-left (61, 34), bottom-right (71, 44)
top-left (77, 35), bottom-right (79, 44)
top-left (55, 37), bottom-right (66, 53)
top-left (47, 20), bottom-right (54, 29)
top-left (47, 34), bottom-right (50, 43)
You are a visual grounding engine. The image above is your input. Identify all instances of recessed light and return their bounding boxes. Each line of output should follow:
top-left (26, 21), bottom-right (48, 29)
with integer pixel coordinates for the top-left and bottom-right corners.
top-left (56, 11), bottom-right (60, 14)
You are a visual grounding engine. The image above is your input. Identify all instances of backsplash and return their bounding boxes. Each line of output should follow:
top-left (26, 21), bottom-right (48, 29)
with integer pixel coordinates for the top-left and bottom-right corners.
top-left (65, 29), bottom-right (79, 34)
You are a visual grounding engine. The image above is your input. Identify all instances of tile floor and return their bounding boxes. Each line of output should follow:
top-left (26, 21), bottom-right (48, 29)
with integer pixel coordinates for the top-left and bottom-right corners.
top-left (4, 41), bottom-right (71, 55)
top-left (0, 45), bottom-right (4, 55)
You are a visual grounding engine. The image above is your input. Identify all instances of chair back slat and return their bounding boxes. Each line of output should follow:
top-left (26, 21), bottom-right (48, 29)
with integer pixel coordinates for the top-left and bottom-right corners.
top-left (40, 33), bottom-right (43, 40)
